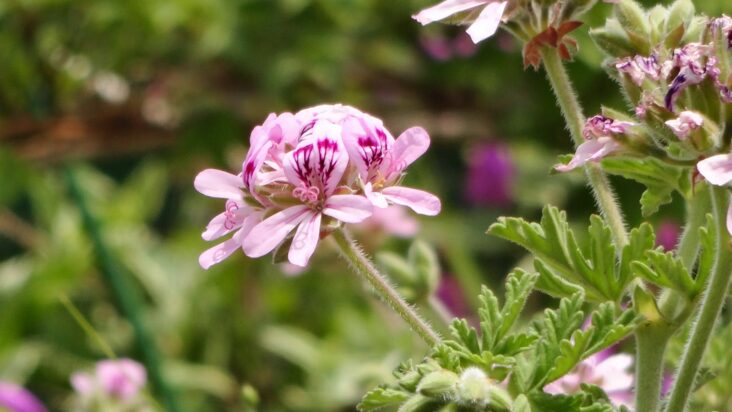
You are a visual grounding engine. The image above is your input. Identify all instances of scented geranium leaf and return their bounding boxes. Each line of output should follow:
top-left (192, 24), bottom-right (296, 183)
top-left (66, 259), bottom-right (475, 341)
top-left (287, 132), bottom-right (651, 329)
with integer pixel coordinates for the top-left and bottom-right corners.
top-left (545, 303), bottom-right (638, 383)
top-left (529, 392), bottom-right (583, 412)
top-left (357, 386), bottom-right (410, 412)
top-left (477, 285), bottom-right (502, 350)
top-left (496, 333), bottom-right (539, 357)
top-left (534, 260), bottom-right (585, 298)
top-left (489, 206), bottom-right (627, 302)
top-left (449, 319), bottom-right (480, 354)
top-left (695, 214), bottom-right (716, 291)
top-left (601, 157), bottom-right (691, 216)
top-left (618, 223), bottom-right (655, 288)
top-left (631, 250), bottom-right (695, 297)
top-left (530, 294), bottom-right (585, 387)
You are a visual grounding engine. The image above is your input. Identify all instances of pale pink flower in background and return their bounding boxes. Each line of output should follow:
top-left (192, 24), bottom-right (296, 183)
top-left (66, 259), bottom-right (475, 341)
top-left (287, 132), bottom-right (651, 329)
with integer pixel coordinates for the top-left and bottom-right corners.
top-left (0, 382), bottom-right (46, 412)
top-left (243, 130), bottom-right (372, 267)
top-left (413, 0), bottom-right (509, 44)
top-left (194, 169), bottom-right (263, 269)
top-left (697, 154), bottom-right (732, 234)
top-left (555, 116), bottom-right (633, 172)
top-left (665, 111), bottom-right (703, 140)
top-left (342, 119), bottom-right (441, 216)
top-left (355, 205), bottom-right (420, 238)
top-left (544, 349), bottom-right (634, 408)
top-left (71, 358), bottom-right (147, 401)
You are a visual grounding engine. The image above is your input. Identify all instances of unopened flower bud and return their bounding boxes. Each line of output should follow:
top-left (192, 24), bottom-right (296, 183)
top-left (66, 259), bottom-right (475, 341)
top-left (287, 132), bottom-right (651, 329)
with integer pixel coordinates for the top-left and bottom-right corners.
top-left (398, 369), bottom-right (423, 392)
top-left (590, 24), bottom-right (635, 57)
top-left (614, 0), bottom-right (652, 54)
top-left (664, 110), bottom-right (703, 140)
top-left (487, 385), bottom-right (513, 411)
top-left (456, 367), bottom-right (492, 407)
top-left (398, 394), bottom-right (436, 412)
top-left (665, 0), bottom-right (694, 33)
top-left (416, 370), bottom-right (458, 397)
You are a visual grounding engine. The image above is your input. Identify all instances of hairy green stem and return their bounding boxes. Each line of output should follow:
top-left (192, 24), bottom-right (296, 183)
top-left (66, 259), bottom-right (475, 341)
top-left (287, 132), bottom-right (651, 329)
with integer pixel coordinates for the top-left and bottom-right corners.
top-left (332, 229), bottom-right (441, 347)
top-left (635, 323), bottom-right (674, 412)
top-left (539, 47), bottom-right (629, 248)
top-left (665, 186), bottom-right (732, 412)
top-left (677, 185), bottom-right (711, 270)
top-left (64, 167), bottom-right (180, 412)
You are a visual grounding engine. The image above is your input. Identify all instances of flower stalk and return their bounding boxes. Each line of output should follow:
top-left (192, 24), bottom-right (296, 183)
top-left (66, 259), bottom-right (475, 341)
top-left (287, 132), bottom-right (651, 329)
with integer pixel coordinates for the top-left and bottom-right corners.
top-left (665, 185), bottom-right (732, 412)
top-left (539, 46), bottom-right (629, 248)
top-left (332, 229), bottom-right (441, 347)
top-left (634, 322), bottom-right (674, 412)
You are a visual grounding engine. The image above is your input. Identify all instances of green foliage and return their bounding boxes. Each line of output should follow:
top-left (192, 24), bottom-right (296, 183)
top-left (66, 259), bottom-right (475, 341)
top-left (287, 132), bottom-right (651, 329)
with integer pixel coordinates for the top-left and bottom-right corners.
top-left (601, 157), bottom-right (692, 217)
top-left (489, 206), bottom-right (639, 302)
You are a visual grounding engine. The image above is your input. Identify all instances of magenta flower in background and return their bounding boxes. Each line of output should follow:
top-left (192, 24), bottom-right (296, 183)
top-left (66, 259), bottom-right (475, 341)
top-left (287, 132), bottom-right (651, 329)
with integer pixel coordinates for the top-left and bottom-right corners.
top-left (656, 220), bottom-right (681, 251)
top-left (71, 358), bottom-right (147, 401)
top-left (544, 348), bottom-right (634, 408)
top-left (436, 275), bottom-right (473, 318)
top-left (196, 104), bottom-right (441, 268)
top-left (0, 382), bottom-right (46, 412)
top-left (413, 0), bottom-right (509, 44)
top-left (419, 32), bottom-right (477, 61)
top-left (464, 143), bottom-right (513, 207)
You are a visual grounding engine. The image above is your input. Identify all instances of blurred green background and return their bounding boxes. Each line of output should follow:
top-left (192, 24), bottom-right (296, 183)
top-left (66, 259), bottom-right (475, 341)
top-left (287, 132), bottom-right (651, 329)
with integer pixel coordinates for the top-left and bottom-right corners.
top-left (1, 0), bottom-right (731, 411)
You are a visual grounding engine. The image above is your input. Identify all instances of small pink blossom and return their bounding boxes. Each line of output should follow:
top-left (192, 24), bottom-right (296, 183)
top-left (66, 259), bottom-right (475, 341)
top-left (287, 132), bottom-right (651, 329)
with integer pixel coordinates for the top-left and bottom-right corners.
top-left (71, 359), bottom-right (147, 401)
top-left (544, 349), bottom-right (634, 408)
top-left (555, 116), bottom-right (632, 172)
top-left (197, 104), bottom-right (440, 268)
top-left (243, 131), bottom-right (372, 267)
top-left (0, 382), bottom-right (46, 412)
top-left (664, 43), bottom-right (714, 111)
top-left (710, 15), bottom-right (732, 49)
top-left (615, 54), bottom-right (662, 86)
top-left (412, 0), bottom-right (509, 44)
top-left (342, 118), bottom-right (441, 216)
top-left (696, 154), bottom-right (732, 234)
top-left (665, 111), bottom-right (703, 140)
top-left (464, 143), bottom-right (514, 207)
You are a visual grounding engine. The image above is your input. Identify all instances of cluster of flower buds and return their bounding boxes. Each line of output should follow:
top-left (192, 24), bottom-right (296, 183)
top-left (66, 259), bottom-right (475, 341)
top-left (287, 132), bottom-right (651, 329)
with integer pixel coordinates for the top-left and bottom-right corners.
top-left (195, 104), bottom-right (441, 268)
top-left (556, 0), bottom-right (732, 229)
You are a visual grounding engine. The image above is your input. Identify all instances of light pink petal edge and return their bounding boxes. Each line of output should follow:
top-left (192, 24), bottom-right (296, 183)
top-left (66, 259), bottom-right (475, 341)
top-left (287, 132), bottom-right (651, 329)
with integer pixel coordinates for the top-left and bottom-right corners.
top-left (412, 0), bottom-right (489, 25)
top-left (288, 212), bottom-right (322, 267)
top-left (194, 169), bottom-right (243, 199)
top-left (323, 194), bottom-right (373, 223)
top-left (698, 154), bottom-right (732, 186)
top-left (381, 186), bottom-right (442, 216)
top-left (465, 1), bottom-right (508, 43)
top-left (243, 206), bottom-right (311, 258)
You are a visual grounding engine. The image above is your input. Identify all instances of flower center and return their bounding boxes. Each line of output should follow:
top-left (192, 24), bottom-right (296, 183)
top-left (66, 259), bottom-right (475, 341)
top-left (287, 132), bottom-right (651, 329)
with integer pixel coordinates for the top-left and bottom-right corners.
top-left (293, 185), bottom-right (321, 205)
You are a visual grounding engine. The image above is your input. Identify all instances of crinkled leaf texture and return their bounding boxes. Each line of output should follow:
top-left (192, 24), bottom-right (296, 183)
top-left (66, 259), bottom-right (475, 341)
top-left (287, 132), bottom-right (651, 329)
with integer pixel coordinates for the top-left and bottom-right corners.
top-left (601, 157), bottom-right (691, 217)
top-left (488, 206), bottom-right (640, 302)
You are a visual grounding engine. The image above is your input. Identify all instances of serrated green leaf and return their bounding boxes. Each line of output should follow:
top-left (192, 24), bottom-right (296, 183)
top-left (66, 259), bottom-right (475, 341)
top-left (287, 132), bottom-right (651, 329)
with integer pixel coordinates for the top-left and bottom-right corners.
top-left (358, 387), bottom-right (411, 412)
top-left (489, 206), bottom-right (627, 302)
top-left (529, 392), bottom-right (583, 412)
top-left (601, 157), bottom-right (691, 217)
top-left (631, 250), bottom-right (695, 297)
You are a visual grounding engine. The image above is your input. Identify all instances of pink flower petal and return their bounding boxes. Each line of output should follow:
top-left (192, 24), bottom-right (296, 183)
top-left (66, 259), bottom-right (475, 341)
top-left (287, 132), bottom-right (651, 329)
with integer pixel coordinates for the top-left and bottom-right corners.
top-left (698, 154), bottom-right (732, 186)
top-left (243, 206), bottom-right (311, 258)
top-left (555, 137), bottom-right (620, 172)
top-left (284, 126), bottom-right (349, 196)
top-left (288, 212), bottom-right (322, 267)
top-left (412, 0), bottom-right (489, 25)
top-left (199, 231), bottom-right (243, 269)
top-left (388, 127), bottom-right (430, 177)
top-left (465, 1), bottom-right (507, 43)
top-left (194, 169), bottom-right (243, 199)
top-left (323, 194), bottom-right (373, 223)
top-left (70, 373), bottom-right (94, 396)
top-left (202, 212), bottom-right (234, 241)
top-left (342, 117), bottom-right (393, 182)
top-left (382, 186), bottom-right (442, 216)
top-left (364, 182), bottom-right (389, 208)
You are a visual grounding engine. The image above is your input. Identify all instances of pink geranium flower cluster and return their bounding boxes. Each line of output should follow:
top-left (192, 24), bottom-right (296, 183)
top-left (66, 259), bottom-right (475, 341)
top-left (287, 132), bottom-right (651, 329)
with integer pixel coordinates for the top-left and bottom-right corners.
top-left (71, 359), bottom-right (147, 401)
top-left (195, 104), bottom-right (441, 268)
